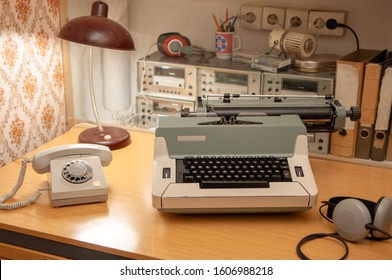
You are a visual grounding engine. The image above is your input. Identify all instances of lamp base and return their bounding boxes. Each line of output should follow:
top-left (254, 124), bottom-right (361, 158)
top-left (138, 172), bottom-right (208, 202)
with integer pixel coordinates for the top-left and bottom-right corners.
top-left (78, 126), bottom-right (131, 150)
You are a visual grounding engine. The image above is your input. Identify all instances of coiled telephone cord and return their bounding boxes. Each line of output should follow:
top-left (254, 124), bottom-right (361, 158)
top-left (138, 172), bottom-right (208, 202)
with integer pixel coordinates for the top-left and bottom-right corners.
top-left (0, 157), bottom-right (42, 210)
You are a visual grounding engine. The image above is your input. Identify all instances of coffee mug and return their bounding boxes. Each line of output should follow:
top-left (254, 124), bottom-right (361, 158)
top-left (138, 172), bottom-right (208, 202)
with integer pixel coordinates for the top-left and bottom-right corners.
top-left (215, 32), bottom-right (241, 59)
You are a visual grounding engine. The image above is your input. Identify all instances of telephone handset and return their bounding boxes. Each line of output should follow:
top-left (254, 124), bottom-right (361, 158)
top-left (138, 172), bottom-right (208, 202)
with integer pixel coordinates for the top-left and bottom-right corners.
top-left (1, 144), bottom-right (113, 210)
top-left (32, 144), bottom-right (112, 174)
top-left (32, 144), bottom-right (112, 207)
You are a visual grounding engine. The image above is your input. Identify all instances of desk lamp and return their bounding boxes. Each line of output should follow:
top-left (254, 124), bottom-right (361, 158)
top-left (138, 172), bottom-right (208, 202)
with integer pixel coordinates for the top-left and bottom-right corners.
top-left (58, 1), bottom-right (135, 149)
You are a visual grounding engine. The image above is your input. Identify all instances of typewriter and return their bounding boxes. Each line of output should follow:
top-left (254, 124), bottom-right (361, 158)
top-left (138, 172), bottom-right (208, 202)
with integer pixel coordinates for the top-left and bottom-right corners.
top-left (152, 114), bottom-right (317, 213)
top-left (152, 94), bottom-right (360, 213)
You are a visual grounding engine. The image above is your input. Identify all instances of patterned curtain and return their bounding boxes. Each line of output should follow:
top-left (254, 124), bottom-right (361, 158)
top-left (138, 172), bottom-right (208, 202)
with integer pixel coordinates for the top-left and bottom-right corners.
top-left (0, 0), bottom-right (66, 167)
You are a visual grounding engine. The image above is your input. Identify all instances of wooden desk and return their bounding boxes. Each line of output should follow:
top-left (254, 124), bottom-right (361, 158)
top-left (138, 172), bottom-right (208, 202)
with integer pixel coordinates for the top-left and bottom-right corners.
top-left (0, 127), bottom-right (391, 260)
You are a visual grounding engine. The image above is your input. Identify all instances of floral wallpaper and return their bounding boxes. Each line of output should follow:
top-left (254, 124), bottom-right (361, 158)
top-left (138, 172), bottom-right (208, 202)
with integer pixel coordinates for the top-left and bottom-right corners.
top-left (0, 0), bottom-right (66, 167)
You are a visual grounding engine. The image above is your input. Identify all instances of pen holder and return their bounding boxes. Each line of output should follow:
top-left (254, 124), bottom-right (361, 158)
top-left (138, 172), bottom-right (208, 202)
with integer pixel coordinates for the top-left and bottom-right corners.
top-left (215, 31), bottom-right (241, 59)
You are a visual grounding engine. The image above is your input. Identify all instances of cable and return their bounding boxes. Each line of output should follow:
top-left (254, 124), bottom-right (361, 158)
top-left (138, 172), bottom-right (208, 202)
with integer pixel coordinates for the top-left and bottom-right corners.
top-left (365, 224), bottom-right (392, 240)
top-left (296, 232), bottom-right (349, 260)
top-left (326, 19), bottom-right (360, 50)
top-left (189, 45), bottom-right (206, 55)
top-left (318, 201), bottom-right (333, 223)
top-left (156, 42), bottom-right (206, 56)
top-left (296, 200), bottom-right (352, 260)
top-left (344, 24), bottom-right (360, 50)
top-left (0, 157), bottom-right (42, 210)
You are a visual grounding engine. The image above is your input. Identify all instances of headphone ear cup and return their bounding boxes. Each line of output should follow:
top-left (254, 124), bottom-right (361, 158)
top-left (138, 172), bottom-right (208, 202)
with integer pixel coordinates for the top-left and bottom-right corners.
top-left (372, 197), bottom-right (392, 238)
top-left (157, 32), bottom-right (191, 57)
top-left (332, 198), bottom-right (372, 241)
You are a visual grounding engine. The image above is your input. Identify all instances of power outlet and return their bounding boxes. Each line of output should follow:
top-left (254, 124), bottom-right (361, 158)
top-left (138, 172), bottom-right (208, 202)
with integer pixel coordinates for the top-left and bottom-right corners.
top-left (308, 10), bottom-right (347, 36)
top-left (240, 5), bottom-right (263, 30)
top-left (262, 6), bottom-right (285, 30)
top-left (285, 8), bottom-right (309, 31)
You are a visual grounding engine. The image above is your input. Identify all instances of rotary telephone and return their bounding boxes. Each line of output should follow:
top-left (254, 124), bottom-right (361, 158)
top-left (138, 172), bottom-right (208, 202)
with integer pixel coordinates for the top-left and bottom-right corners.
top-left (0, 144), bottom-right (112, 210)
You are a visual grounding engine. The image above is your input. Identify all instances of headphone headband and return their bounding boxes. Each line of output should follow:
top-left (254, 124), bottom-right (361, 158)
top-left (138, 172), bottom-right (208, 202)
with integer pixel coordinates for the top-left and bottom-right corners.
top-left (325, 196), bottom-right (376, 220)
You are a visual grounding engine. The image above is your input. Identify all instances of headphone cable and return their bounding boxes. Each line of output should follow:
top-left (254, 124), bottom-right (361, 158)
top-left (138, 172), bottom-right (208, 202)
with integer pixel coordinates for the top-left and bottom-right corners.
top-left (296, 232), bottom-right (349, 260)
top-left (365, 224), bottom-right (392, 240)
top-left (319, 201), bottom-right (333, 223)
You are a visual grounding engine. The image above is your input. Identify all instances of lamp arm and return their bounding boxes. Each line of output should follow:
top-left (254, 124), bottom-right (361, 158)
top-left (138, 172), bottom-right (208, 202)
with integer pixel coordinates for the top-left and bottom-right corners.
top-left (89, 46), bottom-right (104, 132)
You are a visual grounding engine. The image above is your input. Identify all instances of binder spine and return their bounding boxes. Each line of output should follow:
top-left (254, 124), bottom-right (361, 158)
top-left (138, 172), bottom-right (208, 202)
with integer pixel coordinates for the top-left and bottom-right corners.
top-left (371, 66), bottom-right (392, 161)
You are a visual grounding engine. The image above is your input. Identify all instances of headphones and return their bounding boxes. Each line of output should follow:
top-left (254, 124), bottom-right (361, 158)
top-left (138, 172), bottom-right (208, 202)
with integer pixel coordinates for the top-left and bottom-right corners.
top-left (157, 32), bottom-right (192, 57)
top-left (324, 196), bottom-right (392, 241)
top-left (297, 196), bottom-right (391, 260)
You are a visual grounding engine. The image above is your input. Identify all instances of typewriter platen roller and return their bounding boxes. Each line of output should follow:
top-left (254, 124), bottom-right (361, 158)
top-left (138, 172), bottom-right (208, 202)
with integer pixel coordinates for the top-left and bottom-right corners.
top-left (183, 93), bottom-right (361, 133)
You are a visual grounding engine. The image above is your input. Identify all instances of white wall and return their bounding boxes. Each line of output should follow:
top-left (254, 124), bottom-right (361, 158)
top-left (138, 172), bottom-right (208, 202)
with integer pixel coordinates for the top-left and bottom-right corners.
top-left (129, 0), bottom-right (392, 61)
top-left (68, 0), bottom-right (392, 124)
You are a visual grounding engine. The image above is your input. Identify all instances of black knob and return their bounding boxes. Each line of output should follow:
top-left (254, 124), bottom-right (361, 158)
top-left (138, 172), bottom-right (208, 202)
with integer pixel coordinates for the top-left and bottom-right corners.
top-left (347, 106), bottom-right (361, 121)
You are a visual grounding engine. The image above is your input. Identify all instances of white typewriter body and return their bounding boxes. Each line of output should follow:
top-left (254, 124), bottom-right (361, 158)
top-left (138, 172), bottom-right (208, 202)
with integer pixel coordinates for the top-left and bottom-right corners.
top-left (152, 115), bottom-right (318, 213)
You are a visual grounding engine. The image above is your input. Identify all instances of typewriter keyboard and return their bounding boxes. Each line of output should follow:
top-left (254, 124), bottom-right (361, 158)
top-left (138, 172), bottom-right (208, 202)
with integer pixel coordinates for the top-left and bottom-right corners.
top-left (176, 156), bottom-right (292, 188)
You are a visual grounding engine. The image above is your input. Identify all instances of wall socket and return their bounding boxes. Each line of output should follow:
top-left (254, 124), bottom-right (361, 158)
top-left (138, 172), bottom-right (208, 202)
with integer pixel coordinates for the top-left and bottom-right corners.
top-left (239, 5), bottom-right (348, 38)
top-left (285, 8), bottom-right (309, 31)
top-left (261, 6), bottom-right (285, 30)
top-left (240, 5), bottom-right (263, 30)
top-left (308, 10), bottom-right (347, 36)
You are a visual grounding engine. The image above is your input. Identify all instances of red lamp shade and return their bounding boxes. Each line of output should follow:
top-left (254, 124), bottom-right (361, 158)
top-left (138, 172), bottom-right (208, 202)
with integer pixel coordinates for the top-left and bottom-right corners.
top-left (58, 1), bottom-right (135, 51)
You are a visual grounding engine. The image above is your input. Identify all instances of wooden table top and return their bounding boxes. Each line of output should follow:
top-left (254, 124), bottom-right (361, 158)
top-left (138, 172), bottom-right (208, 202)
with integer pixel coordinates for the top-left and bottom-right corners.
top-left (0, 127), bottom-right (391, 260)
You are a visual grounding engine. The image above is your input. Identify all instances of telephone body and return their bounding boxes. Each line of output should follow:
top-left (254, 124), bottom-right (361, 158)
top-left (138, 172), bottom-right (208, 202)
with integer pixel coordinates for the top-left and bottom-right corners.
top-left (32, 144), bottom-right (112, 207)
